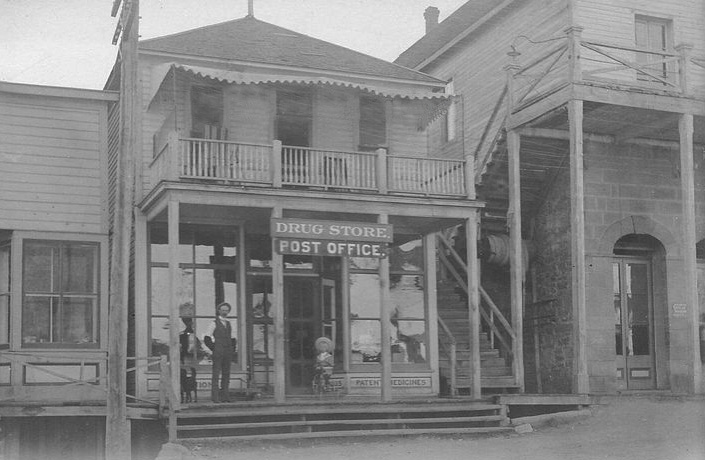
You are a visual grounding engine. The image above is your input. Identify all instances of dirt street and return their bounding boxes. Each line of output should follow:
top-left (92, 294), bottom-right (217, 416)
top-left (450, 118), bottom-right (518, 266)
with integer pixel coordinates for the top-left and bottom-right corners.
top-left (180, 395), bottom-right (705, 460)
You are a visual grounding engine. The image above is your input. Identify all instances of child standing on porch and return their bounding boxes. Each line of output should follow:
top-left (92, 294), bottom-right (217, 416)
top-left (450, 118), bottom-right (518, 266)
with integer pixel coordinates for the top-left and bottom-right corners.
top-left (204, 302), bottom-right (236, 403)
top-left (314, 337), bottom-right (334, 388)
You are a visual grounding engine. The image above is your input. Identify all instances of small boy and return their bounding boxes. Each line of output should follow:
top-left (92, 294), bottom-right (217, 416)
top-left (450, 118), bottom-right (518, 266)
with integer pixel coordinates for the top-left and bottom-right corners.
top-left (314, 337), bottom-right (334, 389)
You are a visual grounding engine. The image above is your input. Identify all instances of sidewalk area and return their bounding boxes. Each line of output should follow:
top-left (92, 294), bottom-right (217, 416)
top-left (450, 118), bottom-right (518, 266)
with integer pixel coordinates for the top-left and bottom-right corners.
top-left (175, 394), bottom-right (705, 460)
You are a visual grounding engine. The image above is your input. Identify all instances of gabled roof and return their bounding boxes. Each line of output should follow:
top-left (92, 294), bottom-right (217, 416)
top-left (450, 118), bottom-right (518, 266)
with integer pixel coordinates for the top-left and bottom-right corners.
top-left (395, 0), bottom-right (512, 70)
top-left (139, 16), bottom-right (443, 86)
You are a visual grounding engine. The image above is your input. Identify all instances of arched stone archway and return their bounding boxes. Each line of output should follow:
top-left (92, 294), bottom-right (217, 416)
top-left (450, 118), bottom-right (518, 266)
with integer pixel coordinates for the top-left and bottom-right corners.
top-left (597, 215), bottom-right (679, 258)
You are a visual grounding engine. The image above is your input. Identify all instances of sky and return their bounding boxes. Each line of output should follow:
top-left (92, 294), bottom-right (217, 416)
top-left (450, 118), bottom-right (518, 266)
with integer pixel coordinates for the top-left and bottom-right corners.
top-left (1, 0), bottom-right (468, 90)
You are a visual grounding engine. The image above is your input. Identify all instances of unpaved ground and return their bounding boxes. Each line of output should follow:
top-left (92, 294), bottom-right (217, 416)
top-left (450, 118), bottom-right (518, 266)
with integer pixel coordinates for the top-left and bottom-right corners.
top-left (180, 395), bottom-right (705, 460)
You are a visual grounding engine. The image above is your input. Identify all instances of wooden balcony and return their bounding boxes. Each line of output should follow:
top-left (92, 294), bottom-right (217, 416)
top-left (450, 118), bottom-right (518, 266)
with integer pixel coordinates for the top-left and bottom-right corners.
top-left (150, 132), bottom-right (471, 199)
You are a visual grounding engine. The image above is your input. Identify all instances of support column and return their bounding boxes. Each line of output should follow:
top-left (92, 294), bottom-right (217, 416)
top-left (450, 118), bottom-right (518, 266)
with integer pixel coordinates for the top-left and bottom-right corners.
top-left (569, 99), bottom-right (589, 394)
top-left (379, 213), bottom-right (392, 402)
top-left (466, 212), bottom-right (482, 398)
top-left (679, 113), bottom-right (701, 392)
top-left (425, 233), bottom-right (440, 394)
top-left (271, 207), bottom-right (285, 402)
top-left (133, 211), bottom-right (148, 398)
top-left (507, 129), bottom-right (525, 392)
top-left (167, 201), bottom-right (181, 414)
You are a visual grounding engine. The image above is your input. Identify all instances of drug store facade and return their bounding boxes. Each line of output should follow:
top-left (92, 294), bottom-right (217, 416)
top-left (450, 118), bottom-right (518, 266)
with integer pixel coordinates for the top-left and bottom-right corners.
top-left (115, 14), bottom-right (484, 404)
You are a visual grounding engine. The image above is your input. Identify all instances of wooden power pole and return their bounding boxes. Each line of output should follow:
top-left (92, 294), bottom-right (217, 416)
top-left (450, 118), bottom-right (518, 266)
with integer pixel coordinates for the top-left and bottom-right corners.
top-left (106, 1), bottom-right (138, 459)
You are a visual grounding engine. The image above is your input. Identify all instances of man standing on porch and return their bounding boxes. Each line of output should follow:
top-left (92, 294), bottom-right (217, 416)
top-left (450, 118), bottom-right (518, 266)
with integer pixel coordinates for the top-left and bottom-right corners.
top-left (204, 302), bottom-right (236, 403)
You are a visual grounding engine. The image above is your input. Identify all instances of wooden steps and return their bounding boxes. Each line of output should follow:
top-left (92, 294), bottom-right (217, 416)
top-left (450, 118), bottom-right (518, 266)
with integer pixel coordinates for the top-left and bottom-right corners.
top-left (175, 400), bottom-right (511, 440)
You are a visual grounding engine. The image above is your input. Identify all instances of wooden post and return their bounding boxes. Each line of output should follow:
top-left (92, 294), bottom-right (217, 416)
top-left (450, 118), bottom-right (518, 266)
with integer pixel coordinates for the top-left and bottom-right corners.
top-left (168, 131), bottom-right (180, 180)
top-left (679, 113), bottom-right (702, 391)
top-left (507, 129), bottom-right (525, 392)
top-left (378, 213), bottom-right (392, 401)
top-left (566, 26), bottom-right (584, 85)
top-left (272, 140), bottom-right (282, 187)
top-left (168, 201), bottom-right (181, 411)
top-left (376, 148), bottom-right (388, 194)
top-left (425, 233), bottom-right (440, 394)
top-left (464, 153), bottom-right (475, 200)
top-left (466, 212), bottom-right (482, 398)
top-left (676, 44), bottom-right (693, 95)
top-left (271, 206), bottom-right (285, 402)
top-left (106, 1), bottom-right (138, 458)
top-left (569, 99), bottom-right (589, 394)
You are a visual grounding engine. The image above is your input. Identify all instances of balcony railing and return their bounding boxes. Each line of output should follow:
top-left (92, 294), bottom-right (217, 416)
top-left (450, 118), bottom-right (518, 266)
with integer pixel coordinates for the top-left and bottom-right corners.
top-left (149, 132), bottom-right (470, 198)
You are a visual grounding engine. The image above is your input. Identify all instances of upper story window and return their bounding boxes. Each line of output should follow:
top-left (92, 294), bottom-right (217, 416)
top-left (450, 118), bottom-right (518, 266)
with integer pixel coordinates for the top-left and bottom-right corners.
top-left (635, 15), bottom-right (673, 83)
top-left (276, 87), bottom-right (312, 147)
top-left (22, 241), bottom-right (99, 348)
top-left (190, 85), bottom-right (224, 139)
top-left (359, 96), bottom-right (386, 151)
top-left (0, 242), bottom-right (9, 348)
top-left (441, 80), bottom-right (456, 144)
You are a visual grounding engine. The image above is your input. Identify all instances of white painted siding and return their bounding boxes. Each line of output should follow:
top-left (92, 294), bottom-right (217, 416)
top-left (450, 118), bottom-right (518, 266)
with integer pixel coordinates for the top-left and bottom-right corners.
top-left (575, 0), bottom-right (705, 97)
top-left (420, 0), bottom-right (570, 168)
top-left (0, 92), bottom-right (107, 233)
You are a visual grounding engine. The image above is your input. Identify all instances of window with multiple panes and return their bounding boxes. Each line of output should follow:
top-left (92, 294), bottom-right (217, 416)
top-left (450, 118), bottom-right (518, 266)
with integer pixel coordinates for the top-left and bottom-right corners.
top-left (0, 242), bottom-right (9, 347)
top-left (635, 15), bottom-right (673, 83)
top-left (149, 224), bottom-right (239, 368)
top-left (190, 85), bottom-right (224, 139)
top-left (349, 237), bottom-right (427, 367)
top-left (21, 241), bottom-right (99, 348)
top-left (276, 87), bottom-right (312, 147)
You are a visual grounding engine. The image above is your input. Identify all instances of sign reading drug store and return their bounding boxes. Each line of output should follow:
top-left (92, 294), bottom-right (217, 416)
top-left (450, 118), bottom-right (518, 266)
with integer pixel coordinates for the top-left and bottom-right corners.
top-left (271, 218), bottom-right (393, 258)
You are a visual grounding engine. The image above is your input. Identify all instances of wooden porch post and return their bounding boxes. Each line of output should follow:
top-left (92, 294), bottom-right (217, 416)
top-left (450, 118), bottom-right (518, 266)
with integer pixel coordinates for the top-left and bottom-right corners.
top-left (679, 113), bottom-right (702, 391)
top-left (507, 129), bottom-right (525, 392)
top-left (271, 206), bottom-right (286, 402)
top-left (569, 99), bottom-right (589, 394)
top-left (379, 213), bottom-right (392, 401)
top-left (425, 233), bottom-right (440, 394)
top-left (167, 200), bottom-right (181, 413)
top-left (272, 140), bottom-right (282, 188)
top-left (466, 212), bottom-right (482, 398)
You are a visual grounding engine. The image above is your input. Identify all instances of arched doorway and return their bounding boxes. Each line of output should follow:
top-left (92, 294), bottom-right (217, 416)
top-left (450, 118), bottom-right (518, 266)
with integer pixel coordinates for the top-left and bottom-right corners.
top-left (613, 234), bottom-right (664, 390)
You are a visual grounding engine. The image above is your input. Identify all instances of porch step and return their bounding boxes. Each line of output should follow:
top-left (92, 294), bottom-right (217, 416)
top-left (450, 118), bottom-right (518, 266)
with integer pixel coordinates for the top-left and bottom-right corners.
top-left (175, 400), bottom-right (510, 440)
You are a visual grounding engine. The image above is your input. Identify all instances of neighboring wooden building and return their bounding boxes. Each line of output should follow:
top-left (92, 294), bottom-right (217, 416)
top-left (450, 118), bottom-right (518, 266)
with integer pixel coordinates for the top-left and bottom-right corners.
top-left (398, 0), bottom-right (705, 395)
top-left (103, 11), bottom-right (500, 418)
top-left (0, 81), bottom-right (119, 458)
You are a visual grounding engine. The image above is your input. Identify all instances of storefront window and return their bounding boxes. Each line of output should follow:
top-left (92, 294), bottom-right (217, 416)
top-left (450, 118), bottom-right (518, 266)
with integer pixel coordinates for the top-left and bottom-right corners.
top-left (21, 241), bottom-right (99, 347)
top-left (350, 273), bottom-right (381, 363)
top-left (149, 224), bottom-right (238, 368)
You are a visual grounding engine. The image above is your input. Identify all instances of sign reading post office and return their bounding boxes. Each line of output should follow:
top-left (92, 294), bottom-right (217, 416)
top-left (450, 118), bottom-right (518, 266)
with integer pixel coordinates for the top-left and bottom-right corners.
top-left (271, 218), bottom-right (393, 258)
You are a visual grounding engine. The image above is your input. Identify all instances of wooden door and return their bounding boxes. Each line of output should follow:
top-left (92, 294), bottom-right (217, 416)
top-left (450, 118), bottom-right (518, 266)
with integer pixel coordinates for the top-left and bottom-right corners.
top-left (285, 277), bottom-right (319, 394)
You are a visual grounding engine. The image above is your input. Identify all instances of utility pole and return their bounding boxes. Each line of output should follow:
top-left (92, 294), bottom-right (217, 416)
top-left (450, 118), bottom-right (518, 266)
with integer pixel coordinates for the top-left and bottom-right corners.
top-left (106, 1), bottom-right (138, 459)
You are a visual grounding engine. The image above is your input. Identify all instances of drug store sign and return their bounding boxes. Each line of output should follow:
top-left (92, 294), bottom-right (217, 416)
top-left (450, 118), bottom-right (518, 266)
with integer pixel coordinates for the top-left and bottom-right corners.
top-left (271, 218), bottom-right (393, 258)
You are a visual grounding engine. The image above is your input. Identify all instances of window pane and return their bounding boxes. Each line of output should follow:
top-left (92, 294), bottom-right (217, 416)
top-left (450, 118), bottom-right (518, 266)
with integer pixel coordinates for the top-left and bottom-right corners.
top-left (61, 245), bottom-right (97, 293)
top-left (0, 295), bottom-right (8, 344)
top-left (392, 320), bottom-right (426, 364)
top-left (194, 269), bottom-right (237, 317)
top-left (390, 275), bottom-right (424, 319)
top-left (351, 319), bottom-right (380, 363)
top-left (24, 244), bottom-right (58, 293)
top-left (252, 323), bottom-right (274, 360)
top-left (350, 274), bottom-right (380, 318)
top-left (0, 245), bottom-right (9, 344)
top-left (194, 227), bottom-right (238, 264)
top-left (360, 97), bottom-right (386, 147)
top-left (150, 267), bottom-right (194, 316)
top-left (54, 297), bottom-right (96, 344)
top-left (390, 238), bottom-right (424, 272)
top-left (23, 296), bottom-right (53, 344)
top-left (349, 257), bottom-right (379, 270)
top-left (150, 317), bottom-right (170, 357)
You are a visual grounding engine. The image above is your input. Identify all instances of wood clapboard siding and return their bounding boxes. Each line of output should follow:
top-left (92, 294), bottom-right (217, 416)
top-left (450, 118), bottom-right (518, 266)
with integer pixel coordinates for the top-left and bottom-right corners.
top-left (0, 93), bottom-right (108, 234)
top-left (390, 99), bottom-right (427, 157)
top-left (420, 0), bottom-right (569, 168)
top-left (575, 0), bottom-right (705, 98)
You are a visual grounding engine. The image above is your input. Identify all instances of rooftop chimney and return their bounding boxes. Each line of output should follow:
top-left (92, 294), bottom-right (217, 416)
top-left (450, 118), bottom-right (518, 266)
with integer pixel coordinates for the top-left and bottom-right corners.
top-left (424, 6), bottom-right (440, 34)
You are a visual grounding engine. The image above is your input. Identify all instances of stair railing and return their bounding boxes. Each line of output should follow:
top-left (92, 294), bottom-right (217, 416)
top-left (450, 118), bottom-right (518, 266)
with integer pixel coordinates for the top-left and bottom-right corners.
top-left (437, 317), bottom-right (457, 396)
top-left (436, 233), bottom-right (517, 369)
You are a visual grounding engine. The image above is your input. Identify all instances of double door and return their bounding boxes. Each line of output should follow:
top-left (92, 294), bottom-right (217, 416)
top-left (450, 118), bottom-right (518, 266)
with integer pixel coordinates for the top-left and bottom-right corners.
top-left (613, 258), bottom-right (655, 390)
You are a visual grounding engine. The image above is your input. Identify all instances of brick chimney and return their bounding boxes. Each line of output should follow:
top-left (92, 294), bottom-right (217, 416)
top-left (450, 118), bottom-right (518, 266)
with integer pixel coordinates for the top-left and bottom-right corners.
top-left (424, 6), bottom-right (440, 34)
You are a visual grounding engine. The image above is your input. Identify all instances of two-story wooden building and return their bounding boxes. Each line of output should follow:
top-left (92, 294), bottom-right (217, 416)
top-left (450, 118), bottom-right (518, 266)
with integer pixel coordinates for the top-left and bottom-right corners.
top-left (0, 81), bottom-right (119, 458)
top-left (398, 0), bottom-right (705, 395)
top-left (103, 11), bottom-right (495, 415)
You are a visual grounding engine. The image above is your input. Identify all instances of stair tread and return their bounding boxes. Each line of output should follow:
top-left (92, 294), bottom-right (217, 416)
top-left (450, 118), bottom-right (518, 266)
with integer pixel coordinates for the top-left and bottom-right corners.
top-left (178, 414), bottom-right (506, 431)
top-left (179, 426), bottom-right (514, 440)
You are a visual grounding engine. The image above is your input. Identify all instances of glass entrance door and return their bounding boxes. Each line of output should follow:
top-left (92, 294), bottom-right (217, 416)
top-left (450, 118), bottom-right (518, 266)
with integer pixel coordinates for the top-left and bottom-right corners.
top-left (613, 258), bottom-right (655, 390)
top-left (285, 277), bottom-right (319, 394)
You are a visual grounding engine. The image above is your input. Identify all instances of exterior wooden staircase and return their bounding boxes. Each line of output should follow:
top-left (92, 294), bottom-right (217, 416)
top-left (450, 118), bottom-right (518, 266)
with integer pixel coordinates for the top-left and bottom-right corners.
top-left (437, 280), bottom-right (519, 394)
top-left (174, 399), bottom-right (512, 440)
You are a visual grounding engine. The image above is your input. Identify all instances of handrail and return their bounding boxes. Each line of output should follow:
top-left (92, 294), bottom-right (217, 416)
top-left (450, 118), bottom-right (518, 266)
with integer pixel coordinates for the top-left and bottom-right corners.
top-left (437, 317), bottom-right (457, 396)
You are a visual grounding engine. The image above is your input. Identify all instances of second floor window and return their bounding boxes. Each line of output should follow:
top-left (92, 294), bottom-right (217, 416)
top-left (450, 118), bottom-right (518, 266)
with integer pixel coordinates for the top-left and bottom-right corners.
top-left (276, 87), bottom-right (312, 147)
top-left (359, 96), bottom-right (386, 151)
top-left (635, 15), bottom-right (672, 83)
top-left (191, 86), bottom-right (224, 139)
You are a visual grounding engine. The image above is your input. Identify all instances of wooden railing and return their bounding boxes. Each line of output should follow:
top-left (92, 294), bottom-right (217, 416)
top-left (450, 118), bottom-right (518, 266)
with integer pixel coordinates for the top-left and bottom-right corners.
top-left (149, 134), bottom-right (469, 198)
top-left (435, 233), bottom-right (518, 385)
